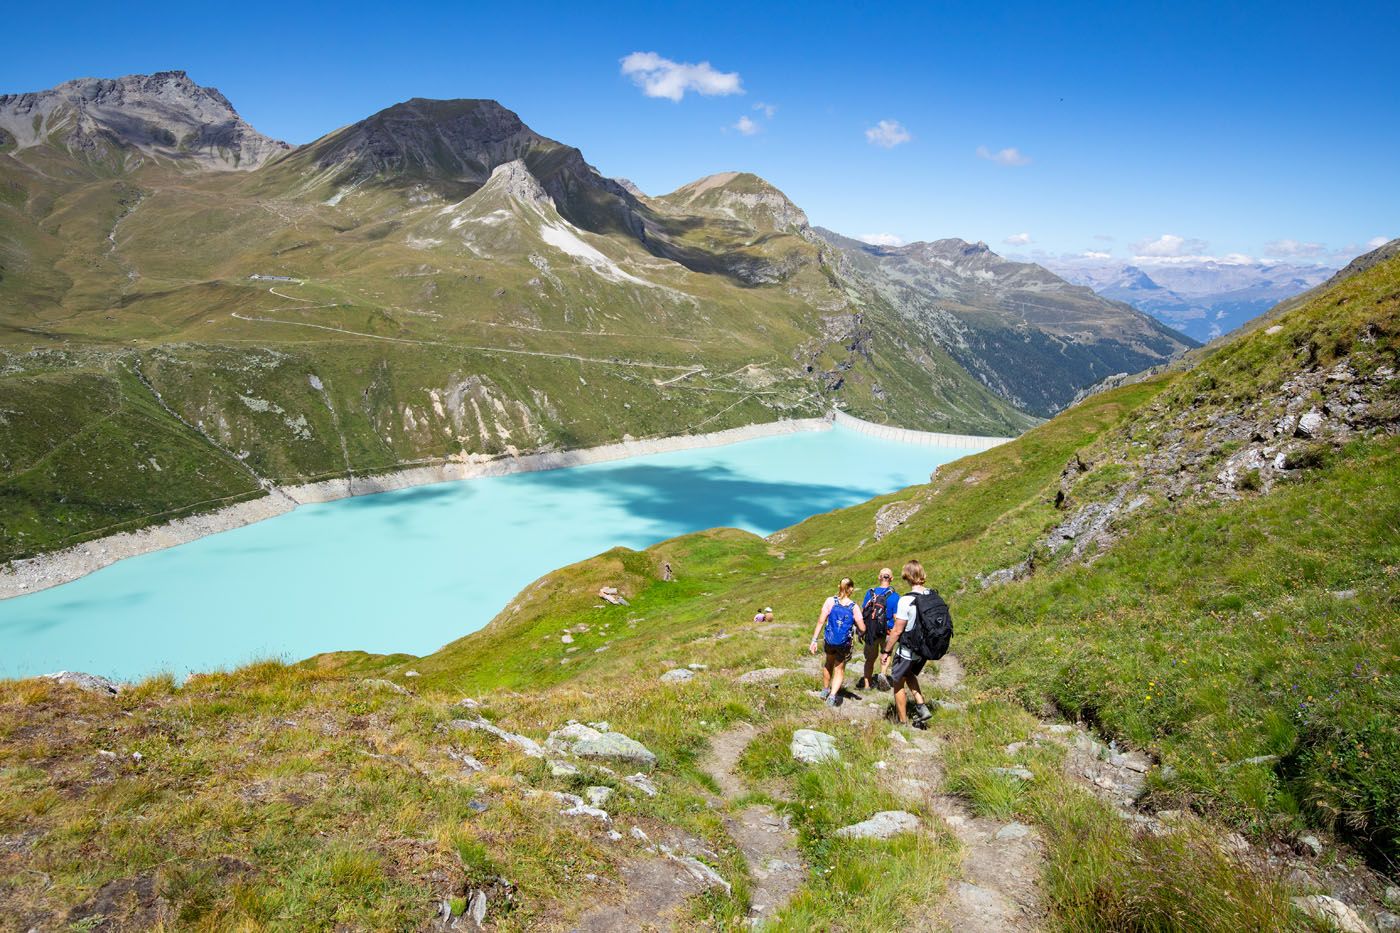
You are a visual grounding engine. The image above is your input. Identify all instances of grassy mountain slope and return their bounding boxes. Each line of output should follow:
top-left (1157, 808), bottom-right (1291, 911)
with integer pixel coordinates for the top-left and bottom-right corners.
top-left (2, 242), bottom-right (1393, 930)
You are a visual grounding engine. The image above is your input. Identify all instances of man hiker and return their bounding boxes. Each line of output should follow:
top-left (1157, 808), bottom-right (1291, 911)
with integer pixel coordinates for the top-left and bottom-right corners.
top-left (858, 568), bottom-right (900, 690)
top-left (884, 559), bottom-right (952, 727)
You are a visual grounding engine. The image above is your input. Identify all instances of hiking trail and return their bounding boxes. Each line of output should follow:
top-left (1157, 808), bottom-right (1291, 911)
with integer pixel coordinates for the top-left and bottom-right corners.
top-left (700, 722), bottom-right (807, 924)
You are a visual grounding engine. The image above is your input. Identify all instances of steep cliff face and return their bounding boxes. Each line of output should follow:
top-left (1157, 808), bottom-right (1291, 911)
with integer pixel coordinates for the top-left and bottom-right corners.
top-left (0, 71), bottom-right (288, 170)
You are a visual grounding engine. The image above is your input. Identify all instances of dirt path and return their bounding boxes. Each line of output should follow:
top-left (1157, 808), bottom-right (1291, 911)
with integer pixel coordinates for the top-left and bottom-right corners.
top-left (700, 722), bottom-right (807, 925)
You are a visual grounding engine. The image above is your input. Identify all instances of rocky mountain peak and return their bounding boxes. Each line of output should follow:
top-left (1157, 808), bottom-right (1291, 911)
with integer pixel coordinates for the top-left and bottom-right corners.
top-left (308, 98), bottom-right (542, 180)
top-left (0, 70), bottom-right (288, 170)
top-left (480, 158), bottom-right (552, 206)
top-left (660, 171), bottom-right (808, 232)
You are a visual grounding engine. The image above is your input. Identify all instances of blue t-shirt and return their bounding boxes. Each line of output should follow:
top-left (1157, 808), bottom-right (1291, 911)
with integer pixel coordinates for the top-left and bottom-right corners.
top-left (864, 586), bottom-right (900, 632)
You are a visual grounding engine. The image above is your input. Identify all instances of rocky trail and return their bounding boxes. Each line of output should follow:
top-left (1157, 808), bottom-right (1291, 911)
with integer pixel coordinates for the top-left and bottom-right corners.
top-left (821, 655), bottom-right (1047, 930)
top-left (699, 722), bottom-right (807, 925)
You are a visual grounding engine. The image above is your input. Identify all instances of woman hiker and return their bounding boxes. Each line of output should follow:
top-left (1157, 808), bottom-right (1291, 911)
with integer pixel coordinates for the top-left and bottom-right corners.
top-left (809, 578), bottom-right (865, 707)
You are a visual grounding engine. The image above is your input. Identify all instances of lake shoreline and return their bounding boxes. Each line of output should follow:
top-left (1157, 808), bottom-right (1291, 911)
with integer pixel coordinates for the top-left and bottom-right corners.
top-left (0, 415), bottom-right (1010, 602)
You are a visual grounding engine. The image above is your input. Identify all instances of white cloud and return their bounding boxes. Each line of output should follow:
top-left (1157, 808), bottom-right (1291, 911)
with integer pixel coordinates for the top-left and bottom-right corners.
top-left (1264, 238), bottom-right (1326, 258)
top-left (753, 101), bottom-right (777, 118)
top-left (1132, 233), bottom-right (1210, 257)
top-left (1003, 232), bottom-right (1032, 246)
top-left (732, 115), bottom-right (760, 135)
top-left (1208, 323), bottom-right (1223, 339)
top-left (620, 51), bottom-right (743, 102)
top-left (859, 233), bottom-right (905, 247)
top-left (865, 119), bottom-right (911, 148)
top-left (1367, 235), bottom-right (1392, 249)
top-left (1082, 250), bottom-right (1112, 260)
top-left (976, 145), bottom-right (1032, 166)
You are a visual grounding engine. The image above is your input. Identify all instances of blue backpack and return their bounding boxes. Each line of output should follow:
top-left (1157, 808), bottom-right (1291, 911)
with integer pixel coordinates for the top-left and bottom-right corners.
top-left (824, 600), bottom-right (857, 646)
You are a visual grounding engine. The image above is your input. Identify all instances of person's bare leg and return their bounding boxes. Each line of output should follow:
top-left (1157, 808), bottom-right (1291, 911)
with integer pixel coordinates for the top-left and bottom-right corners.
top-left (893, 680), bottom-right (909, 722)
top-left (821, 656), bottom-right (833, 693)
top-left (908, 675), bottom-right (923, 707)
top-left (831, 660), bottom-right (846, 700)
top-left (861, 650), bottom-right (876, 688)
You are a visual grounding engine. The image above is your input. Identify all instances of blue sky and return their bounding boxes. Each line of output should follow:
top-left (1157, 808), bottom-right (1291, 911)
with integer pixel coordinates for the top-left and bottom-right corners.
top-left (4, 0), bottom-right (1396, 265)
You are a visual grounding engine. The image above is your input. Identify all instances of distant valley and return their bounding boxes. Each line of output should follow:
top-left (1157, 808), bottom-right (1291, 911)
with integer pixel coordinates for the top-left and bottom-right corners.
top-left (1044, 254), bottom-right (1336, 342)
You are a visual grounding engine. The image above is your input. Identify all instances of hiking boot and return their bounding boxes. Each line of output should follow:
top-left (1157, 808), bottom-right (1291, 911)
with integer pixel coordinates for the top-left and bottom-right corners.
top-left (819, 688), bottom-right (831, 700)
top-left (856, 677), bottom-right (872, 690)
top-left (913, 703), bottom-right (933, 723)
top-left (826, 693), bottom-right (841, 708)
top-left (911, 719), bottom-right (929, 730)
top-left (876, 674), bottom-right (892, 691)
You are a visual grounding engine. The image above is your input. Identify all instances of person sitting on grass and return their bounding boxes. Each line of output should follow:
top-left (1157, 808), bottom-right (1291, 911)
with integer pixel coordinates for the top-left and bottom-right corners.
top-left (809, 578), bottom-right (865, 707)
top-left (858, 568), bottom-right (900, 690)
top-left (885, 560), bottom-right (935, 727)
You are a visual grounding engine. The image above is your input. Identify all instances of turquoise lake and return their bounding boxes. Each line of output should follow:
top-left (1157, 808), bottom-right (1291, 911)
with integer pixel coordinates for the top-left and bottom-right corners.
top-left (0, 424), bottom-right (977, 682)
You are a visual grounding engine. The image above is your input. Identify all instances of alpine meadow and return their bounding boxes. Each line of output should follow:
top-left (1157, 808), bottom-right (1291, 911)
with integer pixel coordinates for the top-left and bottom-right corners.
top-left (1, 5), bottom-right (1398, 932)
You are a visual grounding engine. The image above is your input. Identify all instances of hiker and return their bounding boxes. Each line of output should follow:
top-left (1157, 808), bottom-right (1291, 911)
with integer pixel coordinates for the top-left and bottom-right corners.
top-left (752, 606), bottom-right (775, 626)
top-left (885, 559), bottom-right (953, 727)
top-left (809, 578), bottom-right (865, 707)
top-left (859, 568), bottom-right (900, 690)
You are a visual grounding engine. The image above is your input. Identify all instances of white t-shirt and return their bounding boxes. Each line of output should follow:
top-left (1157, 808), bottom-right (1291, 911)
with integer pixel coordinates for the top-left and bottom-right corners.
top-left (893, 586), bottom-right (929, 659)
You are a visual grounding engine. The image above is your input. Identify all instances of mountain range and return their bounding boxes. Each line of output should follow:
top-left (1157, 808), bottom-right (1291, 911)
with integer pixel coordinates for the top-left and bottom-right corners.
top-left (1043, 254), bottom-right (1336, 342)
top-left (0, 71), bottom-right (1194, 560)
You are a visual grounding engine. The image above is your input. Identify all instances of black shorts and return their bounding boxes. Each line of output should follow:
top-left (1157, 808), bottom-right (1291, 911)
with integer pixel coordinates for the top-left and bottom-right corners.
top-left (889, 654), bottom-right (926, 684)
top-left (824, 641), bottom-right (853, 663)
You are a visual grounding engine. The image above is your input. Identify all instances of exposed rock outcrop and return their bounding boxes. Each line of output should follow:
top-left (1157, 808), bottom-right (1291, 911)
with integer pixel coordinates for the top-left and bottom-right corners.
top-left (0, 71), bottom-right (288, 170)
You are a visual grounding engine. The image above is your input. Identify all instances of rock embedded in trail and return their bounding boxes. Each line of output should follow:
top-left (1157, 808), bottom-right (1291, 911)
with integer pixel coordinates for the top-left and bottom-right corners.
top-left (659, 668), bottom-right (694, 684)
top-left (835, 810), bottom-right (920, 840)
top-left (790, 729), bottom-right (840, 764)
top-left (41, 671), bottom-right (121, 695)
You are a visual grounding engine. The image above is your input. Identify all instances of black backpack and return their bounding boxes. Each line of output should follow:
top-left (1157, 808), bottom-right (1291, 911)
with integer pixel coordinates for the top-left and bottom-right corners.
top-left (900, 589), bottom-right (953, 661)
top-left (862, 587), bottom-right (891, 645)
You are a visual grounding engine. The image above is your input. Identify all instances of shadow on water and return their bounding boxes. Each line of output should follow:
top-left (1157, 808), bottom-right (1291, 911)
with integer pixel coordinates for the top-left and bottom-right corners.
top-left (0, 589), bottom-right (153, 636)
top-left (341, 484), bottom-right (467, 508)
top-left (509, 463), bottom-right (877, 536)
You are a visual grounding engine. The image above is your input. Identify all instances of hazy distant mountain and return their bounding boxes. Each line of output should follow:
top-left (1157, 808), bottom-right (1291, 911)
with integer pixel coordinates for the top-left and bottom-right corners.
top-left (817, 231), bottom-right (1196, 416)
top-left (1044, 255), bottom-right (1336, 342)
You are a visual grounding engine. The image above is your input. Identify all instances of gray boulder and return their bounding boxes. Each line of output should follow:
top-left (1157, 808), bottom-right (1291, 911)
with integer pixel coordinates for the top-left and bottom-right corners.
top-left (790, 729), bottom-right (840, 764)
top-left (659, 668), bottom-right (695, 684)
top-left (42, 671), bottom-right (121, 696)
top-left (450, 717), bottom-right (545, 758)
top-left (835, 810), bottom-right (919, 839)
top-left (548, 722), bottom-right (657, 767)
top-left (1290, 895), bottom-right (1371, 933)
